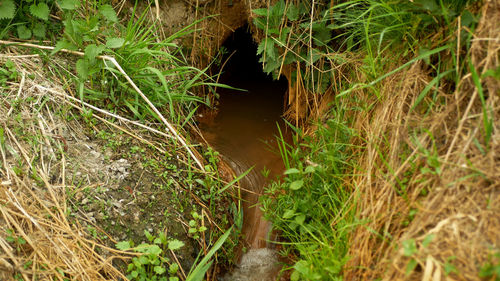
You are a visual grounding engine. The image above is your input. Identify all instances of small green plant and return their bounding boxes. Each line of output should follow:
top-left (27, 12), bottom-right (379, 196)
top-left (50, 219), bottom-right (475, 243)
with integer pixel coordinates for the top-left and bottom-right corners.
top-left (444, 256), bottom-right (458, 276)
top-left (479, 251), bottom-right (500, 281)
top-left (188, 211), bottom-right (207, 240)
top-left (402, 238), bottom-right (418, 276)
top-left (262, 113), bottom-right (355, 280)
top-left (0, 59), bottom-right (18, 86)
top-left (401, 234), bottom-right (435, 276)
top-left (116, 230), bottom-right (185, 281)
top-left (5, 228), bottom-right (27, 253)
top-left (0, 0), bottom-right (70, 40)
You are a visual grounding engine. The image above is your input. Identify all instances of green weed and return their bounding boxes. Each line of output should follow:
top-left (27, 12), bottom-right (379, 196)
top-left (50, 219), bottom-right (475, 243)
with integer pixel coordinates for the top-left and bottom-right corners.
top-left (262, 108), bottom-right (357, 280)
top-left (116, 230), bottom-right (185, 281)
top-left (0, 0), bottom-right (63, 40)
top-left (479, 251), bottom-right (500, 281)
top-left (0, 59), bottom-right (18, 86)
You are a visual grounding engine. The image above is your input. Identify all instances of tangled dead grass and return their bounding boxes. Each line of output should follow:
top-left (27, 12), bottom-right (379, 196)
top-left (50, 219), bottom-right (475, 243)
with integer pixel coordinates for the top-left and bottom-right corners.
top-left (0, 54), bottom-right (136, 280)
top-left (344, 0), bottom-right (500, 280)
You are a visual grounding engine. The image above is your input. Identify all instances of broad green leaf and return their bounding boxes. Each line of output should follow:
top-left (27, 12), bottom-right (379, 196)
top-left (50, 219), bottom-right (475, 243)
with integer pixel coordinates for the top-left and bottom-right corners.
top-left (406, 258), bottom-right (418, 276)
top-left (294, 214), bottom-right (305, 224)
top-left (253, 17), bottom-right (266, 30)
top-left (313, 23), bottom-right (332, 46)
top-left (262, 57), bottom-right (281, 74)
top-left (115, 241), bottom-right (131, 250)
top-left (148, 245), bottom-right (162, 255)
top-left (29, 3), bottom-right (49, 21)
top-left (289, 180), bottom-right (304, 190)
top-left (106, 37), bottom-right (125, 49)
top-left (84, 44), bottom-right (105, 63)
top-left (169, 263), bottom-right (179, 274)
top-left (75, 58), bottom-right (89, 79)
top-left (270, 0), bottom-right (285, 18)
top-left (144, 230), bottom-right (154, 242)
top-left (284, 168), bottom-right (300, 175)
top-left (402, 239), bottom-right (417, 256)
top-left (265, 40), bottom-right (276, 59)
top-left (444, 257), bottom-right (458, 275)
top-left (32, 22), bottom-right (46, 38)
top-left (154, 265), bottom-right (166, 275)
top-left (293, 260), bottom-right (309, 275)
top-left (257, 40), bottom-right (266, 55)
top-left (52, 39), bottom-right (77, 55)
top-left (283, 209), bottom-right (295, 219)
top-left (290, 270), bottom-right (300, 281)
top-left (17, 25), bottom-right (32, 40)
top-left (0, 0), bottom-right (16, 20)
top-left (286, 3), bottom-right (299, 21)
top-left (134, 244), bottom-right (162, 255)
top-left (189, 220), bottom-right (197, 228)
top-left (304, 49), bottom-right (322, 65)
top-left (415, 0), bottom-right (439, 12)
top-left (422, 234), bottom-right (435, 248)
top-left (304, 166), bottom-right (315, 173)
top-left (57, 0), bottom-right (80, 10)
top-left (99, 4), bottom-right (118, 22)
top-left (168, 239), bottom-right (184, 251)
top-left (252, 8), bottom-right (268, 16)
top-left (138, 255), bottom-right (148, 264)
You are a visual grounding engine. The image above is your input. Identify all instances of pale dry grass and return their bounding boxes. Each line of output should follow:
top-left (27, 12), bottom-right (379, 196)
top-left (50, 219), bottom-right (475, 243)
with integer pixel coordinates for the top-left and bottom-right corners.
top-left (0, 54), bottom-right (131, 280)
top-left (344, 0), bottom-right (500, 280)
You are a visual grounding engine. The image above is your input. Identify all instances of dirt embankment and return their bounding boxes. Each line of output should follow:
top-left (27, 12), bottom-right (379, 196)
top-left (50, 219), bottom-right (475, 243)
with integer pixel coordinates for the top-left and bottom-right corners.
top-left (0, 50), bottom-right (221, 280)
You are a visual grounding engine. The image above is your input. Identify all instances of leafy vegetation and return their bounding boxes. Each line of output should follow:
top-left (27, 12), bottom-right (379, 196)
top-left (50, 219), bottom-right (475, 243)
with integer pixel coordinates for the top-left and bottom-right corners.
top-left (252, 0), bottom-right (477, 92)
top-left (255, 0), bottom-right (493, 280)
top-left (1, 0), bottom-right (497, 279)
top-left (1, 1), bottom-right (238, 280)
top-left (263, 115), bottom-right (356, 280)
top-left (0, 0), bottom-right (64, 39)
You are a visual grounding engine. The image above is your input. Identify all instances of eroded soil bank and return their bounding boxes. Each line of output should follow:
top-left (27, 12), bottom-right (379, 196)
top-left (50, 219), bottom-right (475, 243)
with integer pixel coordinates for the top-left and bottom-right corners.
top-left (0, 53), bottom-right (234, 280)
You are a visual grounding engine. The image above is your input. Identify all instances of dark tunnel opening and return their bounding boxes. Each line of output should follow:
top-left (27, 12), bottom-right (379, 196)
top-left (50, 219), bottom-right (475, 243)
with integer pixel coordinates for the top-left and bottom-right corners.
top-left (214, 24), bottom-right (289, 121)
top-left (218, 24), bottom-right (288, 89)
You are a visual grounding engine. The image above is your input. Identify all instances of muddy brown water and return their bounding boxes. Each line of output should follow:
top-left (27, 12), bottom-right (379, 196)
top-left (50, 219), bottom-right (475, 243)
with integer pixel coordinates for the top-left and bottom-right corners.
top-left (198, 26), bottom-right (290, 281)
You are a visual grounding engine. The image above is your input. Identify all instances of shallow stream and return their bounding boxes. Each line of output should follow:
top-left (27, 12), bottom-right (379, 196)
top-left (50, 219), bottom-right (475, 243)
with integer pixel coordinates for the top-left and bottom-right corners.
top-left (198, 26), bottom-right (289, 281)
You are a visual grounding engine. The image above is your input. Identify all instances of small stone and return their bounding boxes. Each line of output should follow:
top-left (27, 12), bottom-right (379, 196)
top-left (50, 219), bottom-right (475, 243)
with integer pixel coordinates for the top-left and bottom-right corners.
top-left (133, 212), bottom-right (140, 223)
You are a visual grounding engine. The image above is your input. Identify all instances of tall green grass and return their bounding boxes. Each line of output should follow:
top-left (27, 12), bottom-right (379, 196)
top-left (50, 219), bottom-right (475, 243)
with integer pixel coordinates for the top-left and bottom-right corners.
top-left (42, 1), bottom-right (227, 128)
top-left (258, 0), bottom-right (480, 279)
top-left (262, 105), bottom-right (358, 280)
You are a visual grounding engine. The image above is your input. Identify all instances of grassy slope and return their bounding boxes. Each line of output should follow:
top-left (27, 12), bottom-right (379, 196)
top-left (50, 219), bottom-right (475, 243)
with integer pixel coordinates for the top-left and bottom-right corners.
top-left (0, 1), bottom-right (237, 281)
top-left (258, 0), bottom-right (499, 280)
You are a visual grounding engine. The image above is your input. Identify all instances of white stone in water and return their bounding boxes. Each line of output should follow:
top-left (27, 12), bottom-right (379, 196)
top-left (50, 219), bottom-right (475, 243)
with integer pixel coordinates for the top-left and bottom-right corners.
top-left (223, 248), bottom-right (282, 281)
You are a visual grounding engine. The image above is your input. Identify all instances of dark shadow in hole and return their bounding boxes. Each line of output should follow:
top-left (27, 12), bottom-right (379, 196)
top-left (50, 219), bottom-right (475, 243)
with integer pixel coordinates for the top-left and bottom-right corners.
top-left (220, 24), bottom-right (271, 82)
top-left (217, 24), bottom-right (288, 117)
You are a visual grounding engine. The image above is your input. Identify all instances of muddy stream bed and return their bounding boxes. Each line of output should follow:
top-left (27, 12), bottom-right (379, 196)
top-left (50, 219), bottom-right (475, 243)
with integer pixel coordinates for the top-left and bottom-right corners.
top-left (198, 26), bottom-right (290, 281)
